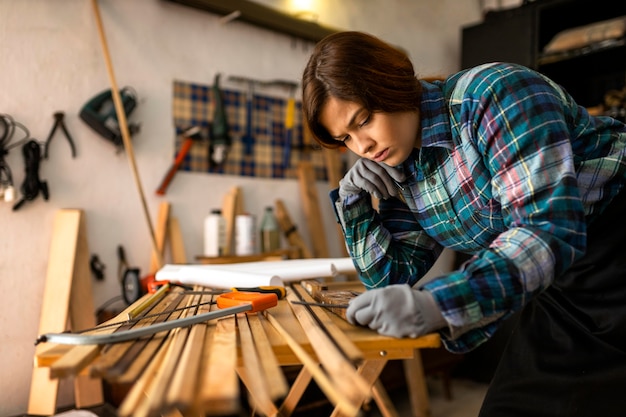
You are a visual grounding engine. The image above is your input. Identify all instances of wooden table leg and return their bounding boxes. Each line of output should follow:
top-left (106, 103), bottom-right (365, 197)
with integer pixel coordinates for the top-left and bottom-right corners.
top-left (329, 359), bottom-right (400, 417)
top-left (403, 349), bottom-right (431, 417)
top-left (278, 366), bottom-right (314, 416)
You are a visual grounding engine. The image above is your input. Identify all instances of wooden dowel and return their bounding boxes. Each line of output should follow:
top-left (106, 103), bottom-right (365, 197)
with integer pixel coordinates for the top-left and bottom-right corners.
top-left (91, 0), bottom-right (162, 268)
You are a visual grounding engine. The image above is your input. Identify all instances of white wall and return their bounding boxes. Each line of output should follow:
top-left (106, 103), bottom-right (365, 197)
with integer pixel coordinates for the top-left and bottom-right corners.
top-left (0, 0), bottom-right (482, 414)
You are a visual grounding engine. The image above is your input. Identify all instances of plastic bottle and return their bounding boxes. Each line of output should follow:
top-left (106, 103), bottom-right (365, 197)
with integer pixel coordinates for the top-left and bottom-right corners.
top-left (259, 206), bottom-right (280, 253)
top-left (235, 213), bottom-right (256, 255)
top-left (203, 209), bottom-right (226, 257)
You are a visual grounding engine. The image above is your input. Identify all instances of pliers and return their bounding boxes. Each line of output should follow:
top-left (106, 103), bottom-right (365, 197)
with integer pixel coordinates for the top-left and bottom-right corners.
top-left (44, 112), bottom-right (76, 159)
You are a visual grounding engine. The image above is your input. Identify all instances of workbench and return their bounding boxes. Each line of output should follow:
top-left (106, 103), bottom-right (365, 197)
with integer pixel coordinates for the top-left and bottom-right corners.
top-left (34, 280), bottom-right (441, 417)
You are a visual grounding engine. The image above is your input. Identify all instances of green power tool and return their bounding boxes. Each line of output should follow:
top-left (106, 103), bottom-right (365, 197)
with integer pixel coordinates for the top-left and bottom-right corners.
top-left (79, 87), bottom-right (140, 151)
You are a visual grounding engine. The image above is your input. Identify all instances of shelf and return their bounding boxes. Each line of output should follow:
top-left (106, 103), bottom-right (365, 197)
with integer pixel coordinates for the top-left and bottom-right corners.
top-left (164, 0), bottom-right (339, 43)
top-left (538, 37), bottom-right (626, 66)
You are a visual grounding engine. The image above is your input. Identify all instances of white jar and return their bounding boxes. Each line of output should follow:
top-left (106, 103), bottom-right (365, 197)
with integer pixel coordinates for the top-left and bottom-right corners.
top-left (204, 209), bottom-right (226, 257)
top-left (235, 213), bottom-right (256, 256)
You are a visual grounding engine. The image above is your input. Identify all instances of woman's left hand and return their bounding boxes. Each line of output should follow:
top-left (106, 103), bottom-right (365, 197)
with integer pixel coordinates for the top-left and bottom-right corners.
top-left (346, 284), bottom-right (446, 338)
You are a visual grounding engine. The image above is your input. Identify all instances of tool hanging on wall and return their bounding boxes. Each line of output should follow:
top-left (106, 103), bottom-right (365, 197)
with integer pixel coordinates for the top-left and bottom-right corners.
top-left (264, 80), bottom-right (299, 170)
top-left (229, 76), bottom-right (258, 156)
top-left (12, 140), bottom-right (49, 211)
top-left (44, 112), bottom-right (76, 159)
top-left (209, 73), bottom-right (231, 168)
top-left (116, 244), bottom-right (154, 305)
top-left (0, 113), bottom-right (29, 203)
top-left (155, 126), bottom-right (204, 195)
top-left (79, 87), bottom-right (139, 152)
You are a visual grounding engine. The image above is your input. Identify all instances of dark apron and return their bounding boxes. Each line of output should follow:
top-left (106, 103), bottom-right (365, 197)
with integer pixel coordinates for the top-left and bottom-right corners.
top-left (479, 190), bottom-right (626, 417)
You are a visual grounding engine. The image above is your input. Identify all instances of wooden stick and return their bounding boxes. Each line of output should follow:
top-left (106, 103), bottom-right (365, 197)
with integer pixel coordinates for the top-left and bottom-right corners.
top-left (278, 366), bottom-right (314, 416)
top-left (150, 202), bottom-right (170, 273)
top-left (286, 290), bottom-right (371, 405)
top-left (198, 317), bottom-right (239, 414)
top-left (91, 0), bottom-right (162, 268)
top-left (291, 284), bottom-right (363, 364)
top-left (117, 336), bottom-right (174, 417)
top-left (264, 312), bottom-right (361, 417)
top-left (275, 199), bottom-right (313, 258)
top-left (90, 291), bottom-right (184, 379)
top-left (165, 292), bottom-right (210, 410)
top-left (145, 294), bottom-right (200, 416)
top-left (248, 313), bottom-right (289, 400)
top-left (236, 312), bottom-right (274, 415)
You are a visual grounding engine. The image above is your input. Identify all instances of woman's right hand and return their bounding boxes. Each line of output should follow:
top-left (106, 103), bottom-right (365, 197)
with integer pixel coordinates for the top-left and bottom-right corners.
top-left (339, 158), bottom-right (406, 200)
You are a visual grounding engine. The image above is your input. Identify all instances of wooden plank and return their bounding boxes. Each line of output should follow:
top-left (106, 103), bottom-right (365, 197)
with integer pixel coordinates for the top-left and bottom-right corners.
top-left (168, 216), bottom-right (187, 264)
top-left (265, 311), bottom-right (360, 417)
top-left (144, 293), bottom-right (199, 416)
top-left (236, 312), bottom-right (274, 415)
top-left (198, 317), bottom-right (240, 414)
top-left (150, 201), bottom-right (170, 273)
top-left (117, 336), bottom-right (174, 417)
top-left (90, 292), bottom-right (185, 379)
top-left (28, 209), bottom-right (102, 415)
top-left (68, 212), bottom-right (103, 407)
top-left (165, 291), bottom-right (212, 410)
top-left (248, 313), bottom-right (289, 400)
top-left (297, 161), bottom-right (329, 258)
top-left (286, 291), bottom-right (370, 407)
top-left (322, 147), bottom-right (349, 257)
top-left (222, 186), bottom-right (243, 255)
top-left (291, 284), bottom-right (363, 364)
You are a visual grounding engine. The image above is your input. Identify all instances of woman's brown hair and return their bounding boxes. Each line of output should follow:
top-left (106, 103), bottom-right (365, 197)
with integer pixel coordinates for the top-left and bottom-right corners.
top-left (302, 31), bottom-right (422, 148)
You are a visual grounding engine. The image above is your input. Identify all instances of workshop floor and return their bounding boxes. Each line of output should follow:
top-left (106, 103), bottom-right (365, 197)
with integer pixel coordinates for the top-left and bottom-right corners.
top-left (370, 376), bottom-right (490, 417)
top-left (289, 374), bottom-right (490, 417)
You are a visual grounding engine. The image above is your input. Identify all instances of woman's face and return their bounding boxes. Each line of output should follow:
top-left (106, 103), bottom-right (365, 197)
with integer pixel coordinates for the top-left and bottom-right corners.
top-left (319, 96), bottom-right (420, 167)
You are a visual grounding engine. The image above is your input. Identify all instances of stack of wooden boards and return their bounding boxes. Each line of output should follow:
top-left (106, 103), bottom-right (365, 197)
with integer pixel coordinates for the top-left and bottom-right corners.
top-left (34, 279), bottom-right (440, 417)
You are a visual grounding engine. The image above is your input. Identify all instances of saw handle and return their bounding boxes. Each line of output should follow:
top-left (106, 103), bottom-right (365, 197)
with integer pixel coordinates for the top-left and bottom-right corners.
top-left (216, 291), bottom-right (278, 313)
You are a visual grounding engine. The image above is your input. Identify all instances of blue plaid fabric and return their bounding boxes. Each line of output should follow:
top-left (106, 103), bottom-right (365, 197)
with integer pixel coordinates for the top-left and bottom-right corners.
top-left (331, 62), bottom-right (626, 352)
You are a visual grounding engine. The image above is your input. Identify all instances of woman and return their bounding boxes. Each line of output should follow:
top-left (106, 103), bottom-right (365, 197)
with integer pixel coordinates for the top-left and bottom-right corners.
top-left (302, 31), bottom-right (626, 416)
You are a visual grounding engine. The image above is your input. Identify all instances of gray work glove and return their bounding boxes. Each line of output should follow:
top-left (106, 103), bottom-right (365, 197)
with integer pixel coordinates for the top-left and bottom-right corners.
top-left (346, 284), bottom-right (447, 338)
top-left (339, 158), bottom-right (406, 201)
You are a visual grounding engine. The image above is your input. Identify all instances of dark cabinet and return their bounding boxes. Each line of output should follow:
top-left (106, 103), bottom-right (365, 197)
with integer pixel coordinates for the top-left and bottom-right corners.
top-left (461, 0), bottom-right (626, 108)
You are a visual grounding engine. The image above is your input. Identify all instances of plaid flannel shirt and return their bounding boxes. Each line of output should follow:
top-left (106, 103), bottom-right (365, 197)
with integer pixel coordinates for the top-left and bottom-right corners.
top-left (331, 62), bottom-right (626, 353)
